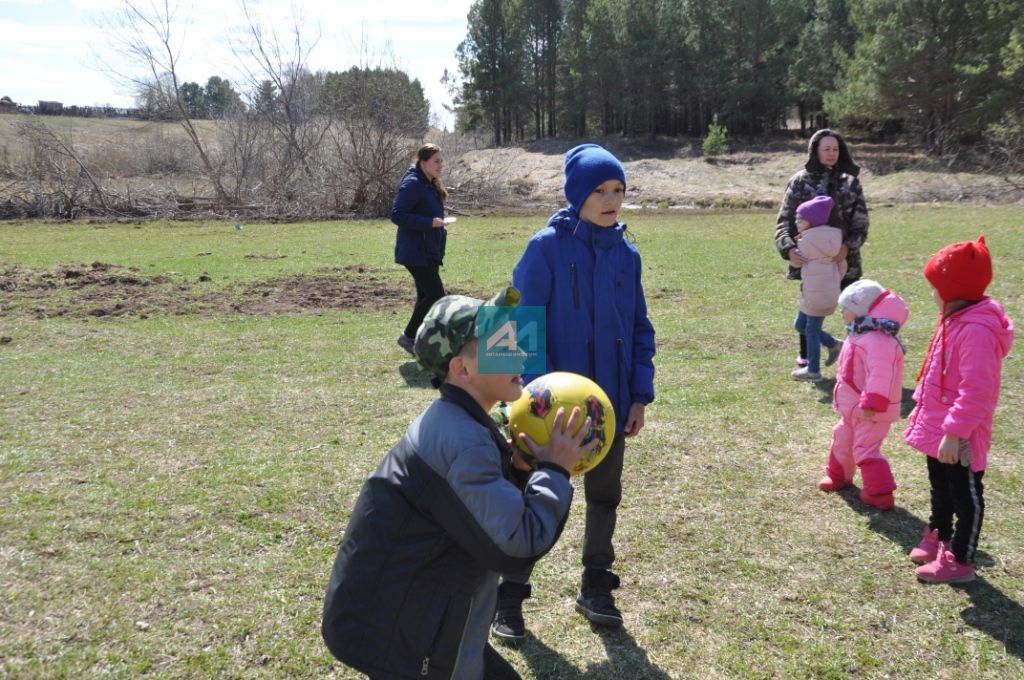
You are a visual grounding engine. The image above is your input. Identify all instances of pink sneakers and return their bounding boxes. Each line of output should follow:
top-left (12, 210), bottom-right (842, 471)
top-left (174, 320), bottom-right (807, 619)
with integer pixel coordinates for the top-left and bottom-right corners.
top-left (915, 544), bottom-right (976, 584)
top-left (859, 489), bottom-right (895, 511)
top-left (909, 527), bottom-right (940, 564)
top-left (817, 475), bottom-right (851, 492)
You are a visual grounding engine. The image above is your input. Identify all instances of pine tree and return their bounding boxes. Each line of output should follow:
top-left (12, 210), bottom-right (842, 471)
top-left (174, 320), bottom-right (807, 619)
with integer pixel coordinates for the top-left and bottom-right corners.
top-left (786, 0), bottom-right (855, 134)
top-left (826, 0), bottom-right (1011, 152)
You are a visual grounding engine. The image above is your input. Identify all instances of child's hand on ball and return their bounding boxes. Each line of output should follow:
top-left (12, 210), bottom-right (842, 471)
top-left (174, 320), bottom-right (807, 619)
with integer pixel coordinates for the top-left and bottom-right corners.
top-left (518, 406), bottom-right (597, 474)
top-left (508, 440), bottom-right (537, 471)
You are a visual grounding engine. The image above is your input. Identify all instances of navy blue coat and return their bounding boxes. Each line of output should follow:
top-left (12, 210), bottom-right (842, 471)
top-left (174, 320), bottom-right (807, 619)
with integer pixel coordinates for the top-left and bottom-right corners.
top-left (391, 165), bottom-right (447, 267)
top-left (512, 209), bottom-right (656, 430)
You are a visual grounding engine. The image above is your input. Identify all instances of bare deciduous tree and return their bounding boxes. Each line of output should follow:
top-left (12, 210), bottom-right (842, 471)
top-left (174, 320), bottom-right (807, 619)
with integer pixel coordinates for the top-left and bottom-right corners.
top-left (329, 64), bottom-right (427, 214)
top-left (100, 0), bottom-right (230, 202)
top-left (231, 1), bottom-right (330, 199)
top-left (4, 121), bottom-right (117, 218)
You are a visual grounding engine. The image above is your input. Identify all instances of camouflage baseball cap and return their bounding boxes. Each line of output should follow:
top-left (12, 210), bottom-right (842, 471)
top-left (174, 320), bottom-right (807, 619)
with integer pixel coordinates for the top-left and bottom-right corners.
top-left (414, 286), bottom-right (520, 385)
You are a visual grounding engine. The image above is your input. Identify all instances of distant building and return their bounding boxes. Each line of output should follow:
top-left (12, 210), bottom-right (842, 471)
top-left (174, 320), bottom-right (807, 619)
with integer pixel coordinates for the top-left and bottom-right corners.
top-left (0, 97), bottom-right (140, 119)
top-left (38, 100), bottom-right (63, 115)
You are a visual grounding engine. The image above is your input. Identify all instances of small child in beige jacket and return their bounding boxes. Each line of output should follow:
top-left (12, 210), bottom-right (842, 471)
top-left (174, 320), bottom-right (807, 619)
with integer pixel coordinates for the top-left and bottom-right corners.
top-left (791, 195), bottom-right (845, 381)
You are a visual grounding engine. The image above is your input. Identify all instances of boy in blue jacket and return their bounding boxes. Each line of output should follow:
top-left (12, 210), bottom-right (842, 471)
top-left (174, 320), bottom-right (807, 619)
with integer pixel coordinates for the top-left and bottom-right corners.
top-left (493, 144), bottom-right (657, 640)
top-left (322, 288), bottom-right (596, 679)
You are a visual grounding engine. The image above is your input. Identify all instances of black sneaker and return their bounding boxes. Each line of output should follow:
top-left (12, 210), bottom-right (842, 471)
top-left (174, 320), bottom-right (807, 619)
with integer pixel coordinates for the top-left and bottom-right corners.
top-left (396, 334), bottom-right (415, 356)
top-left (490, 582), bottom-right (531, 644)
top-left (575, 569), bottom-right (623, 628)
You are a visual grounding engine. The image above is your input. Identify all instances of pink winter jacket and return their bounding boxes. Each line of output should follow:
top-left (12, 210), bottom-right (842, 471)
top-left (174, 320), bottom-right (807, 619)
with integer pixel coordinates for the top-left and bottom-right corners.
top-left (797, 225), bottom-right (847, 316)
top-left (903, 298), bottom-right (1015, 472)
top-left (834, 290), bottom-right (909, 423)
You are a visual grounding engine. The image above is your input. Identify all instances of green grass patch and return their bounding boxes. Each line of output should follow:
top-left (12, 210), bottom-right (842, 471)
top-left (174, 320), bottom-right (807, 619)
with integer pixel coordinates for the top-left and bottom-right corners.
top-left (2, 206), bottom-right (1023, 678)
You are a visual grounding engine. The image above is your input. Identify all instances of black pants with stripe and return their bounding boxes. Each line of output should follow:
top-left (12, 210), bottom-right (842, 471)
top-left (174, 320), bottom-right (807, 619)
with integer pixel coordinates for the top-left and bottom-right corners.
top-left (926, 455), bottom-right (985, 564)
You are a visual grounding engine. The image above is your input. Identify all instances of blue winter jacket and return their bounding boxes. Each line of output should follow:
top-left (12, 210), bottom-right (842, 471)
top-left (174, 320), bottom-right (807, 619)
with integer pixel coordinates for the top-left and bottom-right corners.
top-left (512, 208), bottom-right (656, 430)
top-left (391, 165), bottom-right (447, 267)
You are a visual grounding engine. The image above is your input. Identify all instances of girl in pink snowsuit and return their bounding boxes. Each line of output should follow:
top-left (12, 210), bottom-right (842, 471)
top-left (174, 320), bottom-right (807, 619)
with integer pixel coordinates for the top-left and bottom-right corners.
top-left (904, 236), bottom-right (1015, 584)
top-left (818, 279), bottom-right (907, 511)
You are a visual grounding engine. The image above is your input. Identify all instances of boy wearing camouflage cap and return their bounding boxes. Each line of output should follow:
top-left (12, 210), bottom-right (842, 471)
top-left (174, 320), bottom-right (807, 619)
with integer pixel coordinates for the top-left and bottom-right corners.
top-left (322, 287), bottom-right (596, 680)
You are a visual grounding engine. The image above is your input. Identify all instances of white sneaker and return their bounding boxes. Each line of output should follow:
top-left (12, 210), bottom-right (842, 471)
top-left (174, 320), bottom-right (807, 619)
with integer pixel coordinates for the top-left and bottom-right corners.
top-left (791, 367), bottom-right (822, 382)
top-left (825, 341), bottom-right (843, 367)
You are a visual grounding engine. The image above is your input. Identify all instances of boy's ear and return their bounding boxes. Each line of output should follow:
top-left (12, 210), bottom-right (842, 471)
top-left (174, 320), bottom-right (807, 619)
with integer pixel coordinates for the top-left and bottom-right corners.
top-left (446, 354), bottom-right (472, 385)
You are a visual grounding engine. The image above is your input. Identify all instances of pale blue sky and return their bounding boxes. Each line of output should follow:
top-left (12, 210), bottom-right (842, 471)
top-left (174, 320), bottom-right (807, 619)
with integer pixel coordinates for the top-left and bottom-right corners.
top-left (0, 0), bottom-right (474, 127)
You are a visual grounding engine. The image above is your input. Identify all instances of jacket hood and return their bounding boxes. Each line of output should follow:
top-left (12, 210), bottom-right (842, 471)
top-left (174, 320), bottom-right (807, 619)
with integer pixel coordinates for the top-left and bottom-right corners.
top-left (407, 163), bottom-right (428, 182)
top-left (797, 225), bottom-right (843, 256)
top-left (547, 207), bottom-right (627, 248)
top-left (805, 129), bottom-right (860, 177)
top-left (869, 289), bottom-right (909, 326)
top-left (954, 297), bottom-right (1015, 356)
top-left (547, 207), bottom-right (575, 231)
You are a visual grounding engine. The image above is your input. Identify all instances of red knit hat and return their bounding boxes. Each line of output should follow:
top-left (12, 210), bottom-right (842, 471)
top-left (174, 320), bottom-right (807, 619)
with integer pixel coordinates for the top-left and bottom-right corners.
top-left (924, 236), bottom-right (992, 302)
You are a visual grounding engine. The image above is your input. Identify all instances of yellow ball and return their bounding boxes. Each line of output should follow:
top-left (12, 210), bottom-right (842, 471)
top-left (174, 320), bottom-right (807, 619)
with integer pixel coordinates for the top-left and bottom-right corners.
top-left (508, 372), bottom-right (616, 476)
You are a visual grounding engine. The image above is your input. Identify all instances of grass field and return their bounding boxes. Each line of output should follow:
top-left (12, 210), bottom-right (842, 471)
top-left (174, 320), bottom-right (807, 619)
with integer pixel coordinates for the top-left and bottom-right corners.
top-left (1, 207), bottom-right (1022, 678)
top-left (0, 113), bottom-right (214, 148)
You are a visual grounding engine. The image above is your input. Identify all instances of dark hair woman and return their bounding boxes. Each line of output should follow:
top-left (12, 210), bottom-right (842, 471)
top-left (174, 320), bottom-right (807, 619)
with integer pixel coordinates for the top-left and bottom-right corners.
top-left (391, 143), bottom-right (450, 355)
top-left (775, 129), bottom-right (869, 372)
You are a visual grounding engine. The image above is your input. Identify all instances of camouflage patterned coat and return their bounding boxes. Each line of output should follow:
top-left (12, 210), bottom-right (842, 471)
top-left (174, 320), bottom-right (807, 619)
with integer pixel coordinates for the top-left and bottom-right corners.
top-left (775, 130), bottom-right (869, 284)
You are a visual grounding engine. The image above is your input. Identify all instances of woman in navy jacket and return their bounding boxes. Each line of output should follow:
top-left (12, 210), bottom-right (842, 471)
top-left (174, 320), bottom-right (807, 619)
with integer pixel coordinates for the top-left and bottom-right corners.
top-left (392, 143), bottom-right (449, 355)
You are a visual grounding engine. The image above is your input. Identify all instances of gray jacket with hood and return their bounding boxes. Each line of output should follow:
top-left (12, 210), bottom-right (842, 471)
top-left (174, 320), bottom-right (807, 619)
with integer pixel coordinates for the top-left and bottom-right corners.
top-left (322, 384), bottom-right (573, 679)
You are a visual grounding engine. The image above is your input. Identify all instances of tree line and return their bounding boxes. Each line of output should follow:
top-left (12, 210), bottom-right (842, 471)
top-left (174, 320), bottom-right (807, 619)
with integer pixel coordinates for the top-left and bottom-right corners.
top-left (136, 70), bottom-right (427, 126)
top-left (454, 0), bottom-right (1024, 154)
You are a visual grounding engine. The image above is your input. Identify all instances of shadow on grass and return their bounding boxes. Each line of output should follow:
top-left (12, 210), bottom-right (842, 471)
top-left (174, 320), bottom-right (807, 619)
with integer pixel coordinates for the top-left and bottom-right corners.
top-left (838, 488), bottom-right (925, 549)
top-left (957, 580), bottom-right (1024, 660)
top-left (398, 360), bottom-right (432, 388)
top-left (812, 377), bottom-right (835, 404)
top-left (514, 628), bottom-right (671, 679)
top-left (837, 489), bottom-right (1024, 662)
top-left (899, 387), bottom-right (916, 418)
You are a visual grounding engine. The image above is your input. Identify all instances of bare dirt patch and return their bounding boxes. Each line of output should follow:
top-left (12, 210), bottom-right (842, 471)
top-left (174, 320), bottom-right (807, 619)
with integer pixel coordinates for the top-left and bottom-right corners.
top-left (230, 266), bottom-right (411, 316)
top-left (1, 262), bottom-right (170, 292)
top-left (0, 263), bottom-right (416, 319)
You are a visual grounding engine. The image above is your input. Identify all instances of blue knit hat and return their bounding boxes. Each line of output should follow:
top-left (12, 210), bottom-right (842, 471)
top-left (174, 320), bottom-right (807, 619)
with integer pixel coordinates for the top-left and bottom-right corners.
top-left (563, 144), bottom-right (626, 215)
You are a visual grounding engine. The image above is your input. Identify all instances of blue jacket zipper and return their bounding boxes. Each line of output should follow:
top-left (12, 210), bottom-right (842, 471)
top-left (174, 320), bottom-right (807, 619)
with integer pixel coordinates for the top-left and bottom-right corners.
top-left (571, 262), bottom-right (579, 308)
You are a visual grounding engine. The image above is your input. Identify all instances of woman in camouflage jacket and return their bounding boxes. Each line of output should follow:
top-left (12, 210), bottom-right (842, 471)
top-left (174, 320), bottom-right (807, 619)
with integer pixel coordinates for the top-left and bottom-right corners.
top-left (775, 129), bottom-right (869, 366)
